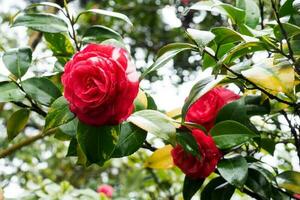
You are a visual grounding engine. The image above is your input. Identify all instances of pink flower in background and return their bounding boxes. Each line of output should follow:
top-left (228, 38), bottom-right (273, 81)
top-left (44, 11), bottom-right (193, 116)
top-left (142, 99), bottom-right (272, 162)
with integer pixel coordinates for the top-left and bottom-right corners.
top-left (97, 184), bottom-right (114, 198)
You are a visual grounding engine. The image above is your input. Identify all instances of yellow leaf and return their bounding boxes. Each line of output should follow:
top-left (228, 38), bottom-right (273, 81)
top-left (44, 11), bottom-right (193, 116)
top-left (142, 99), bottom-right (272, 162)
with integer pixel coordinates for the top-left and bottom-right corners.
top-left (144, 145), bottom-right (174, 169)
top-left (241, 58), bottom-right (295, 95)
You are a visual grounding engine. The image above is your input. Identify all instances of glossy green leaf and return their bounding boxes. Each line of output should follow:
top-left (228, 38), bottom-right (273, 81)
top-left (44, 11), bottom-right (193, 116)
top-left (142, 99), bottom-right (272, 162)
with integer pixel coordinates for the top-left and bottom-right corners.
top-left (145, 92), bottom-right (157, 110)
top-left (274, 23), bottom-right (300, 40)
top-left (128, 110), bottom-right (176, 141)
top-left (21, 77), bottom-right (61, 106)
top-left (44, 96), bottom-right (75, 132)
top-left (66, 137), bottom-right (78, 157)
top-left (0, 82), bottom-right (25, 102)
top-left (218, 155), bottom-right (248, 188)
top-left (241, 58), bottom-right (295, 95)
top-left (182, 75), bottom-right (224, 118)
top-left (216, 3), bottom-right (245, 25)
top-left (216, 98), bottom-right (247, 124)
top-left (211, 27), bottom-right (256, 45)
top-left (112, 122), bottom-right (147, 158)
top-left (82, 25), bottom-right (122, 44)
top-left (201, 177), bottom-right (235, 200)
top-left (245, 168), bottom-right (272, 199)
top-left (182, 176), bottom-right (204, 200)
top-left (7, 109), bottom-right (30, 140)
top-left (76, 9), bottom-right (133, 26)
top-left (276, 171), bottom-right (300, 193)
top-left (2, 47), bottom-right (32, 78)
top-left (54, 118), bottom-right (78, 140)
top-left (140, 43), bottom-right (196, 80)
top-left (176, 131), bottom-right (200, 159)
top-left (236, 0), bottom-right (260, 28)
top-left (24, 2), bottom-right (63, 11)
top-left (260, 138), bottom-right (276, 155)
top-left (280, 0), bottom-right (298, 17)
top-left (77, 122), bottom-right (119, 165)
top-left (12, 13), bottom-right (68, 33)
top-left (134, 89), bottom-right (148, 112)
top-left (44, 33), bottom-right (74, 65)
top-left (210, 120), bottom-right (258, 149)
top-left (187, 28), bottom-right (215, 47)
top-left (244, 95), bottom-right (270, 116)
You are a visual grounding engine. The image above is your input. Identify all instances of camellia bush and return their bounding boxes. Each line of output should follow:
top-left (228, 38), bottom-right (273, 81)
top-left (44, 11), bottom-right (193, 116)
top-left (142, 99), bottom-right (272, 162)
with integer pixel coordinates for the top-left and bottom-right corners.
top-left (1, 0), bottom-right (300, 199)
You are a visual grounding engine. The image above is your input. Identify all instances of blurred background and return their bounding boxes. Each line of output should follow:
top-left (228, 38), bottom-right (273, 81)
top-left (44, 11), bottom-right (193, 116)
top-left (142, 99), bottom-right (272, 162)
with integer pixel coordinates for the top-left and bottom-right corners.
top-left (0, 0), bottom-right (299, 199)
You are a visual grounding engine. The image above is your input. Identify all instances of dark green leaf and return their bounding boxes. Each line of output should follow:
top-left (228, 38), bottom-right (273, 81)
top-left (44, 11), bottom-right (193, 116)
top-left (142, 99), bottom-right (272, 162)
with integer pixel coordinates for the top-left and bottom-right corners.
top-left (244, 95), bottom-right (270, 116)
top-left (2, 47), bottom-right (32, 78)
top-left (274, 23), bottom-right (300, 40)
top-left (218, 155), bottom-right (248, 188)
top-left (66, 137), bottom-right (78, 157)
top-left (210, 120), bottom-right (258, 149)
top-left (54, 118), bottom-right (78, 140)
top-left (128, 110), bottom-right (176, 141)
top-left (77, 122), bottom-right (119, 165)
top-left (145, 92), bottom-right (157, 110)
top-left (236, 0), bottom-right (260, 28)
top-left (216, 98), bottom-right (247, 124)
top-left (77, 9), bottom-right (133, 26)
top-left (280, 0), bottom-right (298, 17)
top-left (21, 77), bottom-right (61, 106)
top-left (276, 171), bottom-right (300, 193)
top-left (176, 131), bottom-right (200, 159)
top-left (112, 122), bottom-right (147, 158)
top-left (183, 176), bottom-right (204, 200)
top-left (201, 177), bottom-right (235, 200)
top-left (0, 82), bottom-right (25, 102)
top-left (182, 76), bottom-right (224, 118)
top-left (245, 168), bottom-right (271, 200)
top-left (260, 138), bottom-right (276, 155)
top-left (211, 27), bottom-right (249, 45)
top-left (217, 3), bottom-right (245, 25)
top-left (7, 109), bottom-right (30, 140)
top-left (12, 13), bottom-right (68, 33)
top-left (82, 25), bottom-right (122, 44)
top-left (44, 96), bottom-right (75, 132)
top-left (140, 43), bottom-right (196, 80)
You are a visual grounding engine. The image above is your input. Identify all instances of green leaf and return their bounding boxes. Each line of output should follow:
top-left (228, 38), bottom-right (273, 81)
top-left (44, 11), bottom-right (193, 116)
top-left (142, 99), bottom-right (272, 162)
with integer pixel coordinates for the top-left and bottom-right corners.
top-left (244, 95), bottom-right (270, 116)
top-left (76, 9), bottom-right (133, 26)
top-left (280, 0), bottom-right (298, 17)
top-left (2, 47), bottom-right (32, 78)
top-left (241, 58), bottom-right (295, 95)
top-left (176, 131), bottom-right (200, 159)
top-left (145, 92), bottom-right (157, 110)
top-left (216, 3), bottom-right (245, 25)
top-left (44, 96), bottom-right (75, 132)
top-left (12, 13), bottom-right (68, 33)
top-left (54, 118), bottom-right (78, 140)
top-left (186, 28), bottom-right (215, 47)
top-left (276, 171), bottom-right (300, 193)
top-left (24, 2), bottom-right (63, 11)
top-left (201, 177), bottom-right (235, 200)
top-left (82, 25), bottom-right (123, 44)
top-left (0, 82), bottom-right (25, 102)
top-left (260, 138), bottom-right (275, 155)
top-left (7, 109), bottom-right (30, 140)
top-left (274, 23), bottom-right (300, 40)
top-left (128, 110), bottom-right (176, 141)
top-left (182, 176), bottom-right (204, 200)
top-left (77, 122), bottom-right (119, 165)
top-left (245, 168), bottom-right (271, 199)
top-left (236, 0), bottom-right (260, 28)
top-left (66, 137), bottom-right (78, 157)
top-left (182, 75), bottom-right (224, 118)
top-left (21, 77), bottom-right (61, 106)
top-left (218, 155), bottom-right (248, 188)
top-left (44, 33), bottom-right (74, 65)
top-left (134, 89), bottom-right (148, 112)
top-left (140, 43), bottom-right (196, 80)
top-left (216, 98), bottom-right (247, 124)
top-left (112, 122), bottom-right (147, 158)
top-left (188, 1), bottom-right (227, 15)
top-left (210, 120), bottom-right (258, 149)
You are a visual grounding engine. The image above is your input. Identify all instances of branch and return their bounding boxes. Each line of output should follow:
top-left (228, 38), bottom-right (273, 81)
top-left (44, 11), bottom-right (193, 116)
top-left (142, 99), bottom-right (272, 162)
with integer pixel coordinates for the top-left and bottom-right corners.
top-left (142, 141), bottom-right (157, 152)
top-left (0, 130), bottom-right (55, 159)
top-left (259, 0), bottom-right (265, 29)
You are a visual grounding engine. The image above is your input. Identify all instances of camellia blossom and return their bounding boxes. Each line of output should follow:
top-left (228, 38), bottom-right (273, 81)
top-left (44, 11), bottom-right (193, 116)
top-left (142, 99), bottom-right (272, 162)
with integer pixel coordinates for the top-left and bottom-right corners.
top-left (61, 44), bottom-right (139, 126)
top-left (185, 87), bottom-right (240, 130)
top-left (97, 184), bottom-right (114, 198)
top-left (171, 129), bottom-right (222, 179)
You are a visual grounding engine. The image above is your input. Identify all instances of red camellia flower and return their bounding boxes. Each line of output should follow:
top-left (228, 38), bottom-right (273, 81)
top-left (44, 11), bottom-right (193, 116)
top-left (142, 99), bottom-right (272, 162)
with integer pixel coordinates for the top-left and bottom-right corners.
top-left (185, 87), bottom-right (240, 130)
top-left (97, 184), bottom-right (114, 198)
top-left (171, 129), bottom-right (222, 179)
top-left (62, 44), bottom-right (139, 126)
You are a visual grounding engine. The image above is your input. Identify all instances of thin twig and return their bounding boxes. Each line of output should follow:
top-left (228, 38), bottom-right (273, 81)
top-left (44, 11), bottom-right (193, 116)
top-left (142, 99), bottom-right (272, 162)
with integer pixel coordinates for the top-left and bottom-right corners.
top-left (64, 0), bottom-right (80, 51)
top-left (259, 0), bottom-right (265, 29)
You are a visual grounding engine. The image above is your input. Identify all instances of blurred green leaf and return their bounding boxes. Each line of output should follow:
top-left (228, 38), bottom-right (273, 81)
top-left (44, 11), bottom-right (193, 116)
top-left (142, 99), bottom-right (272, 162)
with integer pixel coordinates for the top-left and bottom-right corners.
top-left (210, 120), bottom-right (258, 149)
top-left (24, 2), bottom-right (63, 11)
top-left (201, 177), bottom-right (235, 200)
top-left (0, 82), bottom-right (25, 102)
top-left (216, 3), bottom-right (245, 25)
top-left (236, 0), bottom-right (260, 28)
top-left (44, 96), bottom-right (75, 132)
top-left (112, 122), bottom-right (147, 158)
top-left (2, 47), bottom-right (32, 79)
top-left (22, 77), bottom-right (61, 106)
top-left (77, 122), bottom-right (119, 165)
top-left (276, 171), bottom-right (300, 193)
top-left (12, 13), bottom-right (68, 33)
top-left (7, 108), bottom-right (30, 141)
top-left (128, 110), bottom-right (176, 141)
top-left (82, 25), bottom-right (122, 44)
top-left (218, 155), bottom-right (248, 188)
top-left (182, 176), bottom-right (204, 200)
top-left (274, 23), bottom-right (300, 40)
top-left (211, 27), bottom-right (256, 45)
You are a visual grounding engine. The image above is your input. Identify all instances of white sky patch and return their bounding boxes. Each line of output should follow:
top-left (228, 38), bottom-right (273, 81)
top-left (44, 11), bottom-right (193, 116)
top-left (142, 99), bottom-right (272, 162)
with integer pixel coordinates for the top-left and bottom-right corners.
top-left (161, 6), bottom-right (182, 29)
